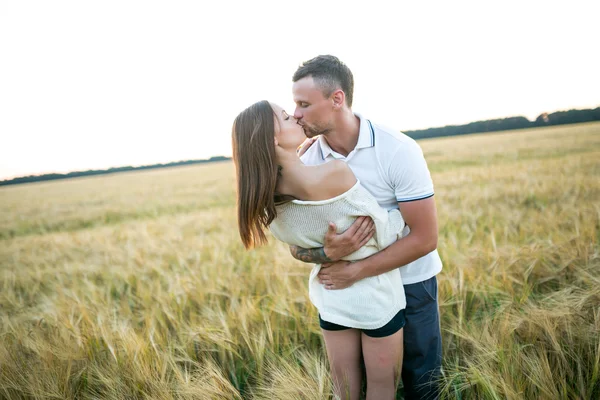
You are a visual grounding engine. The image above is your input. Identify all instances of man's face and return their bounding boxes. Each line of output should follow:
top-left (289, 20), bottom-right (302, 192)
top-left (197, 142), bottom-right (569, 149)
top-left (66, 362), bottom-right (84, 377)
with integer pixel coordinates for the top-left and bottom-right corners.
top-left (292, 76), bottom-right (334, 138)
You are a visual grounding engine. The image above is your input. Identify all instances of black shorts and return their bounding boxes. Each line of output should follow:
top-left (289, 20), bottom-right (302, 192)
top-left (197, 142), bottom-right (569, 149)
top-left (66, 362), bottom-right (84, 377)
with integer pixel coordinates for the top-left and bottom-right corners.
top-left (319, 308), bottom-right (406, 338)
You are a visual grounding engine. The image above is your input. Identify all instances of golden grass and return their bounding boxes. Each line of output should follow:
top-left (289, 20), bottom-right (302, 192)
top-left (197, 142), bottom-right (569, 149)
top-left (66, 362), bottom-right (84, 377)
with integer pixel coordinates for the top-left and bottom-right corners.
top-left (1, 122), bottom-right (599, 399)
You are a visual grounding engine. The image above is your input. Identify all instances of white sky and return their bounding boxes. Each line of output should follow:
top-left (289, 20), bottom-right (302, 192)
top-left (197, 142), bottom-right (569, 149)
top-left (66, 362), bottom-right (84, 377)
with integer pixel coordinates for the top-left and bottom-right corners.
top-left (1, 0), bottom-right (599, 180)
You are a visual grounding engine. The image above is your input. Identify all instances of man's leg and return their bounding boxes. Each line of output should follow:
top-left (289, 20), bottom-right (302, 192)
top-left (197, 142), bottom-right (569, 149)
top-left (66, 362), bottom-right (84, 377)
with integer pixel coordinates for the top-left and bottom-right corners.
top-left (401, 276), bottom-right (442, 400)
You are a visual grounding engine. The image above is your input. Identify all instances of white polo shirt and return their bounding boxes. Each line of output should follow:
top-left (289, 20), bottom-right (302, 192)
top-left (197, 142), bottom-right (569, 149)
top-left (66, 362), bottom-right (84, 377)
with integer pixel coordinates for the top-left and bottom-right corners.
top-left (300, 113), bottom-right (443, 285)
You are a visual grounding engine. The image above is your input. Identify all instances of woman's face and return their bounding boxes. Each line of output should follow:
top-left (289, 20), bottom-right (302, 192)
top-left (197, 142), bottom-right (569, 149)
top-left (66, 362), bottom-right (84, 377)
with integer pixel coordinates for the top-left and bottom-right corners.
top-left (271, 103), bottom-right (307, 151)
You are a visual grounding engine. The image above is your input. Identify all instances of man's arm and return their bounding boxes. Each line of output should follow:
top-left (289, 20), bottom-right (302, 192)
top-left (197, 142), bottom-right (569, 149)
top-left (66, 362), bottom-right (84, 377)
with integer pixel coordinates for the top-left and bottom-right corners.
top-left (357, 196), bottom-right (438, 277)
top-left (289, 245), bottom-right (332, 264)
top-left (318, 197), bottom-right (438, 289)
top-left (289, 216), bottom-right (375, 263)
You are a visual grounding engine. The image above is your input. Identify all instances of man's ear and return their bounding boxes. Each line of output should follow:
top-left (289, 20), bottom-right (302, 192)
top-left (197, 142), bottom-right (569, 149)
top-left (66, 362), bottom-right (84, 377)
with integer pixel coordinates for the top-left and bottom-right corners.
top-left (331, 89), bottom-right (345, 110)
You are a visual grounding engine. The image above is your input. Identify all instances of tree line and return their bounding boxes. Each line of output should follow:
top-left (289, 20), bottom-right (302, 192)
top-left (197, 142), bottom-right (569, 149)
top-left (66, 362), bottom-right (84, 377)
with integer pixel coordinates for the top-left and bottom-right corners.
top-left (2, 106), bottom-right (598, 187)
top-left (403, 107), bottom-right (600, 140)
top-left (0, 156), bottom-right (230, 187)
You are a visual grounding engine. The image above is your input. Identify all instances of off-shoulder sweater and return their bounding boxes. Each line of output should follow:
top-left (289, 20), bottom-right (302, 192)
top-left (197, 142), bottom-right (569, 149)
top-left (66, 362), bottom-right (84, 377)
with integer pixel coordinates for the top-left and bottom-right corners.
top-left (270, 180), bottom-right (406, 329)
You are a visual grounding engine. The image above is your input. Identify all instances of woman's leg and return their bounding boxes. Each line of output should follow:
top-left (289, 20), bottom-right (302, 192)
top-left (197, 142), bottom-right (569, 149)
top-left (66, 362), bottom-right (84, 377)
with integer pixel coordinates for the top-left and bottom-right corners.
top-left (361, 328), bottom-right (404, 400)
top-left (321, 328), bottom-right (363, 400)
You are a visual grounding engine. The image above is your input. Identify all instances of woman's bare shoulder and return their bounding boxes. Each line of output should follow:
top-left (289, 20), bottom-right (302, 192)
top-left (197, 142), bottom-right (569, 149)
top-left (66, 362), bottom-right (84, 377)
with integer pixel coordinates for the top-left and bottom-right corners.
top-left (300, 160), bottom-right (357, 201)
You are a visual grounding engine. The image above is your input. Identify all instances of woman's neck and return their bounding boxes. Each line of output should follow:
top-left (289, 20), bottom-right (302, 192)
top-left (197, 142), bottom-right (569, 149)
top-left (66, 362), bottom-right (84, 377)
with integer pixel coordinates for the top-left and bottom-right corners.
top-left (275, 147), bottom-right (313, 199)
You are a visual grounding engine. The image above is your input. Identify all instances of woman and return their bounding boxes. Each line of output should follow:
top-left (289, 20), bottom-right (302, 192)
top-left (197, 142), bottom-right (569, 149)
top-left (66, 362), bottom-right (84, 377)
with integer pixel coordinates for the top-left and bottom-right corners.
top-left (232, 100), bottom-right (406, 400)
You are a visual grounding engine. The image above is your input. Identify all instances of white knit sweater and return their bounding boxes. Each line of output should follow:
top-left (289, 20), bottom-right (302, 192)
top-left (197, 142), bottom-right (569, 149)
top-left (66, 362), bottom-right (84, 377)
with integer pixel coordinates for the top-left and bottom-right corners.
top-left (270, 180), bottom-right (406, 329)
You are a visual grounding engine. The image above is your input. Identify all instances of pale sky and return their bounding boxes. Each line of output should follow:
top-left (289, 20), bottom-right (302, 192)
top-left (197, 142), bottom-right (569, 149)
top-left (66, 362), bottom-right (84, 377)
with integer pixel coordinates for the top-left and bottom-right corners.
top-left (1, 0), bottom-right (599, 180)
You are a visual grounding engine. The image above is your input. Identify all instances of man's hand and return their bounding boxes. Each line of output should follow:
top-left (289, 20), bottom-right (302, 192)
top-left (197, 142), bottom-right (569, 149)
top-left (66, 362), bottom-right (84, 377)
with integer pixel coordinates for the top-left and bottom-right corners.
top-left (288, 216), bottom-right (375, 264)
top-left (297, 137), bottom-right (318, 157)
top-left (318, 261), bottom-right (362, 290)
top-left (323, 216), bottom-right (374, 261)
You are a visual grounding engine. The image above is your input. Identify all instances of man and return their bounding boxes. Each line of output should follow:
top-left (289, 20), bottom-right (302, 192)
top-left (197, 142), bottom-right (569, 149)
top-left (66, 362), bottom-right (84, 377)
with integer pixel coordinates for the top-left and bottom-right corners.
top-left (289, 55), bottom-right (443, 399)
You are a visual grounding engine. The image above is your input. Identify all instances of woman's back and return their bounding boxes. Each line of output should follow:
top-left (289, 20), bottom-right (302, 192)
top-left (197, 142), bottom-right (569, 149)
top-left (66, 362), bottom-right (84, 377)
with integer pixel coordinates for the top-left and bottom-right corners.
top-left (275, 159), bottom-right (358, 202)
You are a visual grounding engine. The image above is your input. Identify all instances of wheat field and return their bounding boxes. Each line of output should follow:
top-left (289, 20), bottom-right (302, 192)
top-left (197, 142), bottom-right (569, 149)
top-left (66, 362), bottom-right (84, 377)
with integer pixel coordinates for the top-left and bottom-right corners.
top-left (1, 122), bottom-right (599, 399)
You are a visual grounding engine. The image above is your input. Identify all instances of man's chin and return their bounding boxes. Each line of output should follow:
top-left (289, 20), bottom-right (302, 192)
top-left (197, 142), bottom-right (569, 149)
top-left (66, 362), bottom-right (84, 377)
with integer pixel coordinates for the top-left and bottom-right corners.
top-left (303, 128), bottom-right (318, 139)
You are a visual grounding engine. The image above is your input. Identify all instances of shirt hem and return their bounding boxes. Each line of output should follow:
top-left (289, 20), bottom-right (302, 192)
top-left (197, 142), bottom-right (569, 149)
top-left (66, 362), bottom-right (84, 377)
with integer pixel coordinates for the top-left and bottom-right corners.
top-left (400, 266), bottom-right (442, 285)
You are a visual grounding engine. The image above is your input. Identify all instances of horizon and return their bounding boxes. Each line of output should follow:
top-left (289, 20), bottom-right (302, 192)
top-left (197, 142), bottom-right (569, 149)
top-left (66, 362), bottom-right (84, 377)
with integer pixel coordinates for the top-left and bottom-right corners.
top-left (1, 0), bottom-right (599, 180)
top-left (1, 106), bottom-right (598, 182)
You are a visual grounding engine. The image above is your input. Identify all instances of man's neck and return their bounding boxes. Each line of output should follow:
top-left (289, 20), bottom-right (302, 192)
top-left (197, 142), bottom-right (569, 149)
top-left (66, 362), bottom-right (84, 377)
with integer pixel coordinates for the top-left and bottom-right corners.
top-left (324, 110), bottom-right (361, 157)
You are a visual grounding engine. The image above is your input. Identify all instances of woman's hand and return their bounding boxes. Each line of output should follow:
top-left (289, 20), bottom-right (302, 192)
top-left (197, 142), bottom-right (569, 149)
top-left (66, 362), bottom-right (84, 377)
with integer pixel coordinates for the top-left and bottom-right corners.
top-left (297, 137), bottom-right (318, 157)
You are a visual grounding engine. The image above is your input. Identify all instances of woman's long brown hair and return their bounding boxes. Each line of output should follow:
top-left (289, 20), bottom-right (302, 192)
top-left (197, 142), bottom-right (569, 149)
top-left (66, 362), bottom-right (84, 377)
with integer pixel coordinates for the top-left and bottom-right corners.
top-left (231, 100), bottom-right (279, 249)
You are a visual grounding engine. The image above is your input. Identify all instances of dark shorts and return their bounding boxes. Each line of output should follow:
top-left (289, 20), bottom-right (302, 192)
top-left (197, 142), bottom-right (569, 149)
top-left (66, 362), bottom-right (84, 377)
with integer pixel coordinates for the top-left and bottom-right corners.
top-left (319, 308), bottom-right (406, 338)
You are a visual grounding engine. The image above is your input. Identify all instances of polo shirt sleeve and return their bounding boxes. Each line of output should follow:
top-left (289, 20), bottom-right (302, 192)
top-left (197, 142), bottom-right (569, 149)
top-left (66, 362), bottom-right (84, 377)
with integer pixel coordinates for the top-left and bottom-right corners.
top-left (389, 140), bottom-right (434, 203)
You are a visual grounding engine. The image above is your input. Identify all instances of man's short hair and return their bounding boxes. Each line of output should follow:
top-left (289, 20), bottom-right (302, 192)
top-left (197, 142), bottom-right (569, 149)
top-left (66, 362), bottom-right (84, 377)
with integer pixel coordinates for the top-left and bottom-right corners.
top-left (292, 55), bottom-right (354, 107)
